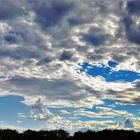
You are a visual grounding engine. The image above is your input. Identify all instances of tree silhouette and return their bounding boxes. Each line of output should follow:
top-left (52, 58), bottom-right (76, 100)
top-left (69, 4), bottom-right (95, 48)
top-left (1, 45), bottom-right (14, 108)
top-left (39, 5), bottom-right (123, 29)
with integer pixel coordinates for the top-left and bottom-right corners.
top-left (0, 129), bottom-right (139, 140)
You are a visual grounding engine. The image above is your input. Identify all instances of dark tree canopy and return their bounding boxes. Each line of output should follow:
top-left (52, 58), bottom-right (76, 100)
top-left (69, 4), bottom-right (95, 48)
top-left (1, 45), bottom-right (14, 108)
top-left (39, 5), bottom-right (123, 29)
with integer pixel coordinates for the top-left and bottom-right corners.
top-left (0, 129), bottom-right (139, 140)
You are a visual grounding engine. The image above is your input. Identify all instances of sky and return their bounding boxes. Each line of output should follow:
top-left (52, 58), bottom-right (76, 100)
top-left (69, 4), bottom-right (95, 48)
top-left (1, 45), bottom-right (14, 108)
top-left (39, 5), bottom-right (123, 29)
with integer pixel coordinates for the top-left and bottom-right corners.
top-left (0, 0), bottom-right (140, 133)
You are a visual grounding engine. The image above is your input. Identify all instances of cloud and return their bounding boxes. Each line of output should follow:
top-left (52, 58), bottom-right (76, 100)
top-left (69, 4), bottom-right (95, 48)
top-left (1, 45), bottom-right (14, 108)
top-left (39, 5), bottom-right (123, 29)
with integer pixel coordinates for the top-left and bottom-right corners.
top-left (4, 34), bottom-right (20, 44)
top-left (43, 116), bottom-right (117, 133)
top-left (30, 98), bottom-right (54, 121)
top-left (60, 110), bottom-right (71, 115)
top-left (17, 113), bottom-right (27, 118)
top-left (113, 81), bottom-right (140, 105)
top-left (74, 107), bottom-right (133, 119)
top-left (124, 118), bottom-right (134, 128)
top-left (122, 0), bottom-right (140, 44)
top-left (0, 0), bottom-right (24, 20)
top-left (17, 120), bottom-right (23, 124)
top-left (59, 50), bottom-right (74, 61)
top-left (96, 106), bottom-right (112, 111)
top-left (0, 124), bottom-right (26, 132)
top-left (127, 0), bottom-right (140, 15)
top-left (82, 27), bottom-right (109, 46)
top-left (0, 70), bottom-right (106, 109)
top-left (30, 0), bottom-right (74, 29)
top-left (123, 15), bottom-right (140, 44)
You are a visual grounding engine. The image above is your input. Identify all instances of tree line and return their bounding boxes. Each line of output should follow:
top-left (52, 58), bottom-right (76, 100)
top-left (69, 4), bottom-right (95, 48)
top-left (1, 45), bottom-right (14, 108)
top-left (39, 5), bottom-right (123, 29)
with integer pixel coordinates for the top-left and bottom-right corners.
top-left (0, 129), bottom-right (140, 140)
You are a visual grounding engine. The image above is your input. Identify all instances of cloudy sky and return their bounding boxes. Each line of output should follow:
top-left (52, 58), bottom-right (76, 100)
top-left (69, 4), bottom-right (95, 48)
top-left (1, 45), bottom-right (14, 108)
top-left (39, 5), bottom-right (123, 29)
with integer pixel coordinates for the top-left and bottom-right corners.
top-left (0, 0), bottom-right (140, 133)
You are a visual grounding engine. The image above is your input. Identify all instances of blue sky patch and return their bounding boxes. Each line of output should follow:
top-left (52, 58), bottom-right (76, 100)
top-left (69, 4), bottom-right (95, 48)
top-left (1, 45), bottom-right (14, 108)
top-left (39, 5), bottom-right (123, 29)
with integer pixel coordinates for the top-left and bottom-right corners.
top-left (80, 61), bottom-right (140, 82)
top-left (0, 96), bottom-right (27, 124)
top-left (108, 61), bottom-right (118, 68)
top-left (0, 95), bottom-right (44, 129)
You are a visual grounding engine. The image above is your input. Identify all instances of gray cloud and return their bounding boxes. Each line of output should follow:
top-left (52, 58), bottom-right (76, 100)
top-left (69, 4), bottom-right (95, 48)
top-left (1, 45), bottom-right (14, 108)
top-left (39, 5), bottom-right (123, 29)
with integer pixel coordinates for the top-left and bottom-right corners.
top-left (30, 0), bottom-right (74, 29)
top-left (0, 0), bottom-right (24, 20)
top-left (4, 33), bottom-right (20, 44)
top-left (127, 0), bottom-right (140, 15)
top-left (82, 27), bottom-right (110, 46)
top-left (0, 74), bottom-right (104, 109)
top-left (59, 50), bottom-right (74, 61)
top-left (123, 15), bottom-right (140, 44)
top-left (124, 118), bottom-right (134, 128)
top-left (0, 48), bottom-right (39, 59)
top-left (30, 98), bottom-right (54, 121)
top-left (122, 0), bottom-right (140, 45)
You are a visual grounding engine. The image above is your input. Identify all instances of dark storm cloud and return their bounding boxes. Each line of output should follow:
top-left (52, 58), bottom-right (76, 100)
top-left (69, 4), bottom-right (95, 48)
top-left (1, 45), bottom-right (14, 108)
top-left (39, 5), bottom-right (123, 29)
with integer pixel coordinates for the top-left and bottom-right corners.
top-left (122, 0), bottom-right (140, 44)
top-left (83, 34), bottom-right (106, 46)
top-left (30, 0), bottom-right (74, 29)
top-left (82, 28), bottom-right (109, 46)
top-left (123, 15), bottom-right (140, 44)
top-left (127, 0), bottom-right (140, 15)
top-left (3, 31), bottom-right (23, 44)
top-left (135, 81), bottom-right (140, 88)
top-left (4, 34), bottom-right (18, 44)
top-left (59, 50), bottom-right (73, 61)
top-left (0, 0), bottom-right (24, 20)
top-left (3, 76), bottom-right (89, 101)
